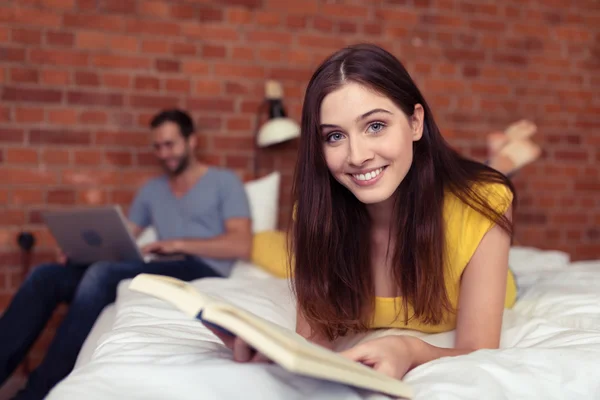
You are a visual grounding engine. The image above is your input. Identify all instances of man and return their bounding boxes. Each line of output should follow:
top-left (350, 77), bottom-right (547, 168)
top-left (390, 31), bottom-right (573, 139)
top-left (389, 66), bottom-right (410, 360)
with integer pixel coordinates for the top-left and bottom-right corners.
top-left (0, 109), bottom-right (252, 399)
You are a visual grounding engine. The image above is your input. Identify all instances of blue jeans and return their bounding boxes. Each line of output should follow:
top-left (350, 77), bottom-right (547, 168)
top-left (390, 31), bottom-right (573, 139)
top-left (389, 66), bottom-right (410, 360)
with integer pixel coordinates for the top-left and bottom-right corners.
top-left (0, 256), bottom-right (221, 399)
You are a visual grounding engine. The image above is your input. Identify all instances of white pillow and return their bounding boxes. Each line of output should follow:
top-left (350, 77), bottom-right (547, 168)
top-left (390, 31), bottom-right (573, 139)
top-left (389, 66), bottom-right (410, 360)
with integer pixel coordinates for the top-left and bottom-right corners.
top-left (244, 171), bottom-right (281, 233)
top-left (136, 171), bottom-right (281, 245)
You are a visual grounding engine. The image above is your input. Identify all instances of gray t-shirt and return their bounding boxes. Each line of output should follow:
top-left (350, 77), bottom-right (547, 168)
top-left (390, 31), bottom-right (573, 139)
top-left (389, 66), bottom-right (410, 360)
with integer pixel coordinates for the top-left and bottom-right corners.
top-left (128, 167), bottom-right (251, 276)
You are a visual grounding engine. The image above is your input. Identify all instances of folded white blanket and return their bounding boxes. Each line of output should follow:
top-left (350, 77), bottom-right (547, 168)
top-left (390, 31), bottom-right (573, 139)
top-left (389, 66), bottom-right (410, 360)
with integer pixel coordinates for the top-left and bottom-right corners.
top-left (48, 255), bottom-right (600, 400)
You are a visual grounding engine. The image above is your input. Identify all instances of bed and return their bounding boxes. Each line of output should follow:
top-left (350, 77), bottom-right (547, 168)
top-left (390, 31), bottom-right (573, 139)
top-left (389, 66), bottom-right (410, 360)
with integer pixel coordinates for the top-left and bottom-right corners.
top-left (47, 246), bottom-right (600, 400)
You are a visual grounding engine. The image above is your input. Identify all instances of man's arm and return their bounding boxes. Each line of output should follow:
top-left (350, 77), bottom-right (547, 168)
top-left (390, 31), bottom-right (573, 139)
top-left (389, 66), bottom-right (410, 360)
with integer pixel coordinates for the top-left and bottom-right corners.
top-left (143, 217), bottom-right (252, 260)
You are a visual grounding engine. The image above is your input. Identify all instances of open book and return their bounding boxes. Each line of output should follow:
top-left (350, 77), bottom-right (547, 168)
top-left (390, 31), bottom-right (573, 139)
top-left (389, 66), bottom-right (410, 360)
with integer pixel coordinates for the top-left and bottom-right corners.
top-left (129, 274), bottom-right (413, 399)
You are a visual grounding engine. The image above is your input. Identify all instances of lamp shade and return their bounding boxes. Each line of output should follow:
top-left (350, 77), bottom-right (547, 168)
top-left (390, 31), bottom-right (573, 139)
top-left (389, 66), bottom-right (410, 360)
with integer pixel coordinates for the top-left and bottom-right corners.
top-left (257, 117), bottom-right (300, 147)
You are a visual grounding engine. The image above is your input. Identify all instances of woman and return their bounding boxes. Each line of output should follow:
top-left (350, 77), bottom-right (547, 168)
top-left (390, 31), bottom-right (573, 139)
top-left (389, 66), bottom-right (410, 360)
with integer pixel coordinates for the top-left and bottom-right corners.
top-left (212, 43), bottom-right (518, 380)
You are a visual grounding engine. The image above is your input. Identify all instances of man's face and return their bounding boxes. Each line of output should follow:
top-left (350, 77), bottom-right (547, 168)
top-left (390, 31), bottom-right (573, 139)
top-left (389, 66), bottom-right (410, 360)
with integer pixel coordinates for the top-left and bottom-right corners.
top-left (151, 121), bottom-right (195, 176)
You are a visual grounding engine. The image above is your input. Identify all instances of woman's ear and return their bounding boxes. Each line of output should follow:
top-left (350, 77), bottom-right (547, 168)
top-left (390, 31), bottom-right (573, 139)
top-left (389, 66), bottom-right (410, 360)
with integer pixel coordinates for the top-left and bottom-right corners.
top-left (411, 104), bottom-right (425, 141)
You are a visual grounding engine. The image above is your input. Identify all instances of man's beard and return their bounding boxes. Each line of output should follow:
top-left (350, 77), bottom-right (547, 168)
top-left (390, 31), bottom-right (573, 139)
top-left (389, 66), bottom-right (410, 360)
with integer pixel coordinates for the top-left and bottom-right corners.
top-left (162, 153), bottom-right (190, 176)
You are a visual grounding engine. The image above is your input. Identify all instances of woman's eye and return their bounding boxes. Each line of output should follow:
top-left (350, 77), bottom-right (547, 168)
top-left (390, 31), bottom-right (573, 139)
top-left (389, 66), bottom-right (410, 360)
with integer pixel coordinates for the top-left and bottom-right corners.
top-left (368, 122), bottom-right (385, 133)
top-left (327, 132), bottom-right (343, 142)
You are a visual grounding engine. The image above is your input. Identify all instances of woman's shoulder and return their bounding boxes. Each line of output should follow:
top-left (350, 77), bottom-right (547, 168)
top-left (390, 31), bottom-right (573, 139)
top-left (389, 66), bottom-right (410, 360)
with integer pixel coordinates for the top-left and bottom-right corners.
top-left (443, 180), bottom-right (514, 276)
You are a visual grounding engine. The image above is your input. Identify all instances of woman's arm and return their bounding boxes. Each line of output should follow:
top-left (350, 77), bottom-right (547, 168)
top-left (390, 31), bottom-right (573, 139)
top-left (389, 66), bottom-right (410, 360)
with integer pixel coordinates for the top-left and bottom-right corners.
top-left (342, 207), bottom-right (513, 377)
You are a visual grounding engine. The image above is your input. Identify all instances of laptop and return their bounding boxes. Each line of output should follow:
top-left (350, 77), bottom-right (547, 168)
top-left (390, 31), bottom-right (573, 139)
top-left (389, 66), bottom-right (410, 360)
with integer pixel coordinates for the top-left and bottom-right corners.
top-left (41, 206), bottom-right (147, 266)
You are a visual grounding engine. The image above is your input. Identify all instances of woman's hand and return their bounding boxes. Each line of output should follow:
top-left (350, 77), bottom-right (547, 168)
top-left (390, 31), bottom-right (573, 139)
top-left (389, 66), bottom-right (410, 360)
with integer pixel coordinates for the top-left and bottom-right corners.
top-left (340, 336), bottom-right (423, 379)
top-left (204, 324), bottom-right (272, 364)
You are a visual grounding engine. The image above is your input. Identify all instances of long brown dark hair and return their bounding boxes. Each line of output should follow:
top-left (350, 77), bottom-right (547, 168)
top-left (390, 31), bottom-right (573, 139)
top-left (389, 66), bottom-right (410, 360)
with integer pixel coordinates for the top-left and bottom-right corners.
top-left (289, 43), bottom-right (516, 341)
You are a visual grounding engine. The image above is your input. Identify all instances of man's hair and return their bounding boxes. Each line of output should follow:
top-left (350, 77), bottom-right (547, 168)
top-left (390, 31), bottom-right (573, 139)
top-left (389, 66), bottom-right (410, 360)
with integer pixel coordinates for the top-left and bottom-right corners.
top-left (150, 109), bottom-right (195, 138)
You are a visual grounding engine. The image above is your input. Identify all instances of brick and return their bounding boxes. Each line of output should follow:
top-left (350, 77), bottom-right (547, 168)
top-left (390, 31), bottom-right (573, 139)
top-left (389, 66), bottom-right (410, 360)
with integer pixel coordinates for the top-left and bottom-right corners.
top-left (30, 129), bottom-right (91, 145)
top-left (171, 42), bottom-right (197, 56)
top-left (469, 19), bottom-right (506, 32)
top-left (493, 53), bottom-right (528, 66)
top-left (165, 78), bottom-right (191, 94)
top-left (7, 6), bottom-right (62, 28)
top-left (2, 87), bottom-right (62, 103)
top-left (286, 15), bottom-right (307, 29)
top-left (74, 149), bottom-right (103, 165)
top-left (42, 0), bottom-right (76, 9)
top-left (202, 44), bottom-right (227, 58)
top-left (77, 0), bottom-right (97, 10)
top-left (231, 47), bottom-right (254, 61)
top-left (171, 4), bottom-right (196, 19)
top-left (0, 210), bottom-right (26, 226)
top-left (30, 49), bottom-right (89, 67)
top-left (270, 68), bottom-right (312, 82)
top-left (312, 17), bottom-right (334, 33)
top-left (214, 136), bottom-right (254, 151)
top-left (48, 109), bottom-right (78, 125)
top-left (61, 169), bottom-right (122, 186)
top-left (46, 31), bottom-right (74, 47)
top-left (198, 6), bottom-right (223, 22)
top-left (11, 189), bottom-right (44, 206)
top-left (0, 47), bottom-right (26, 62)
top-left (79, 110), bottom-right (107, 124)
top-left (297, 34), bottom-right (345, 49)
top-left (258, 48), bottom-right (281, 63)
top-left (10, 67), bottom-right (39, 83)
top-left (265, 0), bottom-right (318, 14)
top-left (109, 35), bottom-right (139, 53)
top-left (64, 13), bottom-right (124, 31)
top-left (105, 151), bottom-right (132, 166)
top-left (443, 48), bottom-right (486, 62)
top-left (197, 117), bottom-right (222, 130)
top-left (187, 98), bottom-right (235, 112)
top-left (363, 23), bottom-right (382, 36)
top-left (0, 26), bottom-right (8, 42)
top-left (156, 59), bottom-right (180, 72)
top-left (139, 0), bottom-right (170, 17)
top-left (110, 189), bottom-right (136, 204)
top-left (339, 21), bottom-right (358, 34)
top-left (226, 117), bottom-right (252, 131)
top-left (0, 168), bottom-right (58, 185)
top-left (134, 76), bottom-right (160, 91)
top-left (6, 148), bottom-right (38, 164)
top-left (130, 95), bottom-right (179, 109)
top-left (141, 39), bottom-right (170, 54)
top-left (194, 79), bottom-right (222, 96)
top-left (47, 189), bottom-right (76, 205)
top-left (182, 24), bottom-right (239, 41)
top-left (11, 28), bottom-right (42, 45)
top-left (75, 71), bottom-right (100, 86)
top-left (75, 31), bottom-right (107, 49)
top-left (255, 11), bottom-right (281, 27)
top-left (212, 63), bottom-right (265, 78)
top-left (67, 90), bottom-right (124, 107)
top-left (96, 131), bottom-right (149, 147)
top-left (246, 30), bottom-right (293, 45)
top-left (0, 106), bottom-right (9, 123)
top-left (99, 0), bottom-right (136, 14)
top-left (42, 149), bottom-right (70, 165)
top-left (102, 73), bottom-right (131, 89)
top-left (93, 54), bottom-right (150, 70)
top-left (125, 20), bottom-right (180, 36)
top-left (41, 69), bottom-right (70, 85)
top-left (120, 170), bottom-right (157, 186)
top-left (135, 151), bottom-right (155, 166)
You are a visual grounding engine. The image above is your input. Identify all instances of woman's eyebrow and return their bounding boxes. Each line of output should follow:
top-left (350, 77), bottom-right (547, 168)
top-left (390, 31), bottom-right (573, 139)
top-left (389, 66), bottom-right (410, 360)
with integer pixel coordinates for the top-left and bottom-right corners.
top-left (320, 108), bottom-right (392, 130)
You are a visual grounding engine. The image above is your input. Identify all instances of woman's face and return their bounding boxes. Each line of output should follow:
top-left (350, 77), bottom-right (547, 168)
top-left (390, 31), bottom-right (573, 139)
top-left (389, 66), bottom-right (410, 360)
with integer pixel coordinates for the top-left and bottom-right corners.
top-left (320, 82), bottom-right (424, 205)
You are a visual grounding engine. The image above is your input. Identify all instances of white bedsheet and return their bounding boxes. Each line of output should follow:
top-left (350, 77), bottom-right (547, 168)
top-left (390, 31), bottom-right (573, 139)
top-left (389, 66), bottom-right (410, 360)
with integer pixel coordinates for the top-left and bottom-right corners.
top-left (48, 253), bottom-right (600, 400)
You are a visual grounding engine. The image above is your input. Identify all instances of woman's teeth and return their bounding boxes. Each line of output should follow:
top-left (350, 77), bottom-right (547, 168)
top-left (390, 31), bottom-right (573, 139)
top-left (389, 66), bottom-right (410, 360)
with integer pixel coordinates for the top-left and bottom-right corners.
top-left (352, 167), bottom-right (383, 181)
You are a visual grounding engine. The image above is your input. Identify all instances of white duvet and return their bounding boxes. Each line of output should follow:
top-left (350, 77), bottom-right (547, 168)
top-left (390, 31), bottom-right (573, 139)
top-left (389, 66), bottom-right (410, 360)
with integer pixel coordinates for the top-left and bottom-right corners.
top-left (47, 248), bottom-right (600, 400)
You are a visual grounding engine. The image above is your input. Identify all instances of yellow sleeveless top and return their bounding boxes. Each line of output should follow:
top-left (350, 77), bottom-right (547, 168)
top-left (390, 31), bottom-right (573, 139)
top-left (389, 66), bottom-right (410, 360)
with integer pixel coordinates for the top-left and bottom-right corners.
top-left (371, 182), bottom-right (517, 333)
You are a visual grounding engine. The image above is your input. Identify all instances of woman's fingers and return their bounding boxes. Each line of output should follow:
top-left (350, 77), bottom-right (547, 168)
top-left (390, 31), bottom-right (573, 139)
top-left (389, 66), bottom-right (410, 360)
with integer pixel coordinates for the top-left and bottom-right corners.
top-left (233, 337), bottom-right (255, 362)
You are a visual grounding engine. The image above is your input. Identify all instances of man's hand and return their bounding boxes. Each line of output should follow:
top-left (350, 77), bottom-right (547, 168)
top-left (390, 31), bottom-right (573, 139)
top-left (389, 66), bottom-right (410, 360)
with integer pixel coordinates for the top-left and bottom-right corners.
top-left (141, 240), bottom-right (182, 256)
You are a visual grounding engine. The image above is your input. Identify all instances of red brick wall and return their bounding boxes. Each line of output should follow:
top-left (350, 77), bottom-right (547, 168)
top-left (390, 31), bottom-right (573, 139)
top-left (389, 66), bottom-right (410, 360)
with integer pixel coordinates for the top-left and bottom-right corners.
top-left (0, 0), bottom-right (598, 368)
